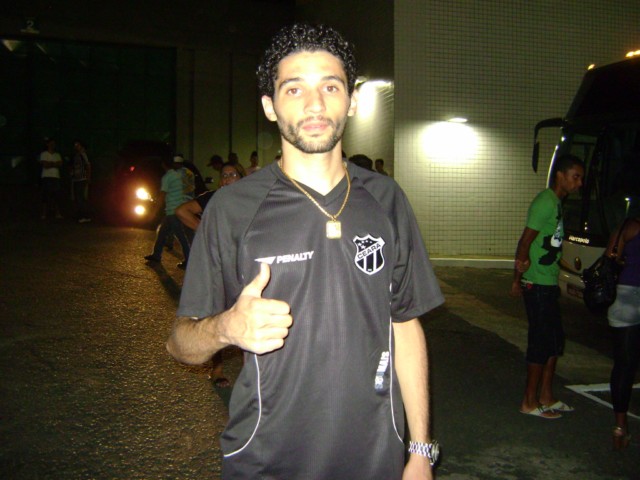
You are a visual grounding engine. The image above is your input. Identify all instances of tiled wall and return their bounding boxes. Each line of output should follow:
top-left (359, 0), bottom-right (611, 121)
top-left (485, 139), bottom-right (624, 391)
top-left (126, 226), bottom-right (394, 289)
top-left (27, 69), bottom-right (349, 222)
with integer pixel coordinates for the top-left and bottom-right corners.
top-left (344, 82), bottom-right (395, 174)
top-left (395, 0), bottom-right (640, 257)
top-left (300, 0), bottom-right (395, 172)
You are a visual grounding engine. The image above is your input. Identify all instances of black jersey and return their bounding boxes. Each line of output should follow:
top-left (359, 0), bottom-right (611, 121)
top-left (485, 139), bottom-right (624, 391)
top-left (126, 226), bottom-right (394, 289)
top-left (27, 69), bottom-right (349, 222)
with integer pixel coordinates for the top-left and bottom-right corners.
top-left (179, 162), bottom-right (443, 480)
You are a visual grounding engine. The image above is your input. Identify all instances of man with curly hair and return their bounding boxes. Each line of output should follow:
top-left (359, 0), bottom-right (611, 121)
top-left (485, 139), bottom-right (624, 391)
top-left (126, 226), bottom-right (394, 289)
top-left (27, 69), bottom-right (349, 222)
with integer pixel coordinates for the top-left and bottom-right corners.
top-left (168, 23), bottom-right (443, 479)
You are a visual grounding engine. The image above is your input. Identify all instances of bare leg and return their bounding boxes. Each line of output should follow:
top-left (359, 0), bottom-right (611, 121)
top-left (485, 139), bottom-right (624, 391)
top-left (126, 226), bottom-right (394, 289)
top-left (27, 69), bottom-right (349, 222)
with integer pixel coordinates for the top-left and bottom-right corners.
top-left (521, 363), bottom-right (543, 412)
top-left (613, 412), bottom-right (631, 450)
top-left (211, 351), bottom-right (230, 387)
top-left (521, 361), bottom-right (561, 418)
top-left (538, 356), bottom-right (558, 406)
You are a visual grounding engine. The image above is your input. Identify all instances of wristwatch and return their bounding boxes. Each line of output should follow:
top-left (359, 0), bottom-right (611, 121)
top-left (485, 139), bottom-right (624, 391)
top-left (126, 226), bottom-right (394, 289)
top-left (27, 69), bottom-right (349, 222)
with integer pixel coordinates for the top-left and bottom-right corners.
top-left (408, 440), bottom-right (440, 466)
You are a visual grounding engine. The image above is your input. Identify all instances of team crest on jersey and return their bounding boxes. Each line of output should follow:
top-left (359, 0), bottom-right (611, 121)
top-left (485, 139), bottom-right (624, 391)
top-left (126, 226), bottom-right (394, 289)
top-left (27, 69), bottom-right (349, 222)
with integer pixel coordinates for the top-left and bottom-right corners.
top-left (353, 234), bottom-right (385, 275)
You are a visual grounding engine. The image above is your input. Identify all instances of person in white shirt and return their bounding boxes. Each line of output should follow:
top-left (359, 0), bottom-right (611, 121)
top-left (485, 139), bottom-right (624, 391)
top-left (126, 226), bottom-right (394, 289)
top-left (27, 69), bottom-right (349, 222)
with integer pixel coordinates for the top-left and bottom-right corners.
top-left (39, 138), bottom-right (63, 220)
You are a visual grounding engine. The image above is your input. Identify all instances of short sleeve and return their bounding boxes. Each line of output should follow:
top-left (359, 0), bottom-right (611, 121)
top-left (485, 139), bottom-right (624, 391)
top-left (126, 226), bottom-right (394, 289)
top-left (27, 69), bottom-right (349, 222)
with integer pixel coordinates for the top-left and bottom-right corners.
top-left (390, 190), bottom-right (444, 322)
top-left (526, 190), bottom-right (554, 232)
top-left (177, 202), bottom-right (226, 318)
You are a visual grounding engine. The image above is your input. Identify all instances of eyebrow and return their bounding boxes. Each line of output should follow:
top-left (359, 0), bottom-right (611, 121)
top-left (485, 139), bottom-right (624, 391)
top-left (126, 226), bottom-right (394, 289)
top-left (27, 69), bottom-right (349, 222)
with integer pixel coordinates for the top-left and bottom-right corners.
top-left (276, 75), bottom-right (347, 93)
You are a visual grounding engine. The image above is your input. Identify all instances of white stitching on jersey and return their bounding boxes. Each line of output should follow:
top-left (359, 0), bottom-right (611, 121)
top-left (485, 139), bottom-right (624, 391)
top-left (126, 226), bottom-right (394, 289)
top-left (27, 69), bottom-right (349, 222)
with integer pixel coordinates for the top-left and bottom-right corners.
top-left (389, 317), bottom-right (404, 443)
top-left (223, 353), bottom-right (263, 457)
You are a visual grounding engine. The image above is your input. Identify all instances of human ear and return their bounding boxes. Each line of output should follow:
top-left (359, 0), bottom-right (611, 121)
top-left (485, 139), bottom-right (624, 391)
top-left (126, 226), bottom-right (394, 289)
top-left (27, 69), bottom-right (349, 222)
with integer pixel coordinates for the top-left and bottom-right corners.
top-left (347, 89), bottom-right (358, 117)
top-left (261, 96), bottom-right (278, 122)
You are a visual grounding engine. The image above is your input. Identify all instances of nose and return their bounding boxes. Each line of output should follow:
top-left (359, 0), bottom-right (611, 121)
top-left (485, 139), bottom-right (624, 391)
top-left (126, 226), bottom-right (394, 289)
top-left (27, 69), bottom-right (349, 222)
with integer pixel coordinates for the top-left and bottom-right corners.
top-left (305, 88), bottom-right (325, 113)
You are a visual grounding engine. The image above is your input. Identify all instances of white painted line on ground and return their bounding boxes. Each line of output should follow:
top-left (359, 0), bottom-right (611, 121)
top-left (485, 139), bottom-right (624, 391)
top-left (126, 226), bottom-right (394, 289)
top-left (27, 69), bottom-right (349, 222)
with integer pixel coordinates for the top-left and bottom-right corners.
top-left (566, 383), bottom-right (640, 420)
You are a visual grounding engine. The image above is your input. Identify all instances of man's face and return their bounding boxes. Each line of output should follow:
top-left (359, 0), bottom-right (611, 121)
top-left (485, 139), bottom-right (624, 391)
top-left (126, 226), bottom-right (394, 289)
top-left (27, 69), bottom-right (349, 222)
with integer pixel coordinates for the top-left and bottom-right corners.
top-left (557, 165), bottom-right (584, 196)
top-left (261, 51), bottom-right (357, 155)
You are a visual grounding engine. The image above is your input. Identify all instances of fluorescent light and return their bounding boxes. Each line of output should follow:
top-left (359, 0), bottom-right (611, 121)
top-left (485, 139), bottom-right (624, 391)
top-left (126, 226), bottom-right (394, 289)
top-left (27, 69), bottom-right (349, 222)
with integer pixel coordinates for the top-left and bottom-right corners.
top-left (421, 121), bottom-right (479, 166)
top-left (356, 79), bottom-right (394, 118)
top-left (448, 117), bottom-right (468, 123)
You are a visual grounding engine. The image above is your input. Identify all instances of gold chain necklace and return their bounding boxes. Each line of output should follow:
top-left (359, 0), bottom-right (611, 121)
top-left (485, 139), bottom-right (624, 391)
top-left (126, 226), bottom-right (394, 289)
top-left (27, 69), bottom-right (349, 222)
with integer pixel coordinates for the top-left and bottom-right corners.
top-left (278, 160), bottom-right (351, 239)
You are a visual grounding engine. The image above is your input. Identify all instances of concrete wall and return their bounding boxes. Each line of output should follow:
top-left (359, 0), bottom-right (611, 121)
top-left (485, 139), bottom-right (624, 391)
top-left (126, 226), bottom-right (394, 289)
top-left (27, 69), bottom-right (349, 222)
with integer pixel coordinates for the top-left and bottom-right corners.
top-left (1, 1), bottom-right (293, 179)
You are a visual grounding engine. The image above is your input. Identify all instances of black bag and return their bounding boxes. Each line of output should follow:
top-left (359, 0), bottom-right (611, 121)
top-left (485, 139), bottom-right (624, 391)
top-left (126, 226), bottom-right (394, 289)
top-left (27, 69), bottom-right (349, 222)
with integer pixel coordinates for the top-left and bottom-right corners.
top-left (581, 220), bottom-right (627, 312)
top-left (582, 254), bottom-right (621, 312)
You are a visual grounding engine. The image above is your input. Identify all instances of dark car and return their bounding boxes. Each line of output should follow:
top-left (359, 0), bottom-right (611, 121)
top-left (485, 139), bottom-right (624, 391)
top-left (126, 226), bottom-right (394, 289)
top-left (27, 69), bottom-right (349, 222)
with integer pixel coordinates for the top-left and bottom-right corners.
top-left (96, 140), bottom-right (172, 227)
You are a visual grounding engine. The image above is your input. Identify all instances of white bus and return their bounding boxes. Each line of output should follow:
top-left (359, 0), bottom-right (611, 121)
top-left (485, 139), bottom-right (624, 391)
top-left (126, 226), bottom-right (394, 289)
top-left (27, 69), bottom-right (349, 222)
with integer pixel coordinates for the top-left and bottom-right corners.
top-left (531, 55), bottom-right (640, 306)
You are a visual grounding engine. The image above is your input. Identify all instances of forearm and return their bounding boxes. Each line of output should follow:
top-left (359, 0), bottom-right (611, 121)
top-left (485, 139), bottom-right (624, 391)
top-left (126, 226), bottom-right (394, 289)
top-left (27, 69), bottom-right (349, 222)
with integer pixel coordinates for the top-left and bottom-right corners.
top-left (167, 263), bottom-right (293, 363)
top-left (166, 313), bottom-right (230, 365)
top-left (394, 318), bottom-right (429, 442)
top-left (176, 204), bottom-right (201, 231)
top-left (514, 240), bottom-right (529, 280)
top-left (513, 227), bottom-right (538, 281)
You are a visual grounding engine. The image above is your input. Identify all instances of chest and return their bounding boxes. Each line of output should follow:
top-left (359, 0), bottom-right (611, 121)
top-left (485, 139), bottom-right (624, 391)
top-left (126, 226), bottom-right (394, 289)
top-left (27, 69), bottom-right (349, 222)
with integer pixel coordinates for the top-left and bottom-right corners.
top-left (237, 184), bottom-right (397, 304)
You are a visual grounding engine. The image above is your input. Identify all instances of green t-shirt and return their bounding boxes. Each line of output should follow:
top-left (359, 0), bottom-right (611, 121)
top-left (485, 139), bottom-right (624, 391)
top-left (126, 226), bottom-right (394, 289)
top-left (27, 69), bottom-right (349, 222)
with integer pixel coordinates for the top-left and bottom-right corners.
top-left (522, 188), bottom-right (563, 286)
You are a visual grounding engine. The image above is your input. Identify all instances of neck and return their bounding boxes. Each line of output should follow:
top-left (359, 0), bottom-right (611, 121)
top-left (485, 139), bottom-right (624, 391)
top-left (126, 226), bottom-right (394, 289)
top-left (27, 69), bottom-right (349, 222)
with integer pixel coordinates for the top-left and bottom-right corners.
top-left (551, 184), bottom-right (566, 199)
top-left (279, 144), bottom-right (345, 195)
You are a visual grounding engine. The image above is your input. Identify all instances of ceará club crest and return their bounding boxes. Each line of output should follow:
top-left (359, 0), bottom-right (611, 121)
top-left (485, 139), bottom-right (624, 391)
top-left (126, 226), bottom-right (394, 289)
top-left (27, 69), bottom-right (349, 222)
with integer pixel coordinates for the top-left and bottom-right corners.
top-left (353, 234), bottom-right (385, 275)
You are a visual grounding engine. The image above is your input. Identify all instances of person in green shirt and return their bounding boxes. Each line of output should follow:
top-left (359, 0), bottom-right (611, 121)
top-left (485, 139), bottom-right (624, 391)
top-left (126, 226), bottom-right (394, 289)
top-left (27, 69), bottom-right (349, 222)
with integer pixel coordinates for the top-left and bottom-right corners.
top-left (511, 154), bottom-right (584, 419)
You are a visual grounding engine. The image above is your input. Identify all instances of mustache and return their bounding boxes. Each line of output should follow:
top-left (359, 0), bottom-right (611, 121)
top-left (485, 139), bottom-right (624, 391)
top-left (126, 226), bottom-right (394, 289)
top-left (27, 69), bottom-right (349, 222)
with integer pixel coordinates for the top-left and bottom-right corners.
top-left (297, 116), bottom-right (336, 128)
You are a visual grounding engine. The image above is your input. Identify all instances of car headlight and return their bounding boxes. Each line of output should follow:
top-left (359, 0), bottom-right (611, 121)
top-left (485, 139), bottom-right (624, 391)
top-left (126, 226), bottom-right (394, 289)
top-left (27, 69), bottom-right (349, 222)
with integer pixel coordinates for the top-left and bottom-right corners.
top-left (136, 187), bottom-right (152, 201)
top-left (134, 205), bottom-right (147, 216)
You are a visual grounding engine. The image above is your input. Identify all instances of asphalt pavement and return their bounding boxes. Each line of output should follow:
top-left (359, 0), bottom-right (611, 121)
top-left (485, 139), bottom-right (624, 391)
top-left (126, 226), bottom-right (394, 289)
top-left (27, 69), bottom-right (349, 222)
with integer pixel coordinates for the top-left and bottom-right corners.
top-left (0, 217), bottom-right (638, 479)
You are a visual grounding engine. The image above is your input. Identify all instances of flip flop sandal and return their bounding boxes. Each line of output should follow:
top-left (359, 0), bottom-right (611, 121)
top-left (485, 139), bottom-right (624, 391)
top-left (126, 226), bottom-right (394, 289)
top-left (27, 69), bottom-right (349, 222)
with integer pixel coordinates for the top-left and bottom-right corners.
top-left (520, 406), bottom-right (562, 419)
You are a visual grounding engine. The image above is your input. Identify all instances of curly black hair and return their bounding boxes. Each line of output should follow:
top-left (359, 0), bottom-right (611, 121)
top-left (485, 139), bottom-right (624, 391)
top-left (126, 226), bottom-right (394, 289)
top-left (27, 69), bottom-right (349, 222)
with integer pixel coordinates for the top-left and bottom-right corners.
top-left (256, 23), bottom-right (358, 98)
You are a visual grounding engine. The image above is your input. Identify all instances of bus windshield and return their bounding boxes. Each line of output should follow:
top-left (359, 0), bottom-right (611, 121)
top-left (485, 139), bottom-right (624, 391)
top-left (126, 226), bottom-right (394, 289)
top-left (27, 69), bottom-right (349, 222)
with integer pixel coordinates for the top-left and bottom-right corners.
top-left (557, 123), bottom-right (640, 247)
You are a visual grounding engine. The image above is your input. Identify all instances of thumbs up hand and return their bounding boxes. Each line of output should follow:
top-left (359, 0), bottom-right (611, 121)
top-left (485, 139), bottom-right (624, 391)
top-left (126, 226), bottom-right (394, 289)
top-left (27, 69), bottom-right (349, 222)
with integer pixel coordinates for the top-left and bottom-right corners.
top-left (219, 263), bottom-right (292, 354)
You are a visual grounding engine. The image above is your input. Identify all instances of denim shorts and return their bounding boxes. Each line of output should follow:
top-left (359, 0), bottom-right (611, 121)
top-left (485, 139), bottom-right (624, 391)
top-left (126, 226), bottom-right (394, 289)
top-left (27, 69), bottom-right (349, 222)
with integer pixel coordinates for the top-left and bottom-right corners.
top-left (521, 283), bottom-right (565, 364)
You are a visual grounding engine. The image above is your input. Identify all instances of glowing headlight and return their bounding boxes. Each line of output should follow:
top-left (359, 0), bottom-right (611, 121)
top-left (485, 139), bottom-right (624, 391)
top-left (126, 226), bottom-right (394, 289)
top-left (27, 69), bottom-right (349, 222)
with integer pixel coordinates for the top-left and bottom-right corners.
top-left (136, 187), bottom-right (151, 200)
top-left (134, 205), bottom-right (146, 216)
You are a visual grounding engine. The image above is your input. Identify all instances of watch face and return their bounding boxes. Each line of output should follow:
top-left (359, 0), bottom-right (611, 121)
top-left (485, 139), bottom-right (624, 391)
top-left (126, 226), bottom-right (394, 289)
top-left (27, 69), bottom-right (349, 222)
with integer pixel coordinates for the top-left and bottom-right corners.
top-left (429, 441), bottom-right (440, 465)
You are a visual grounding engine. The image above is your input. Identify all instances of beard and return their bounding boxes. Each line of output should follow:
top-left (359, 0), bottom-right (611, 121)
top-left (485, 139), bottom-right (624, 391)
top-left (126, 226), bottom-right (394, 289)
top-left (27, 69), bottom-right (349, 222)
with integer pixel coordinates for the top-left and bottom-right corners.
top-left (278, 116), bottom-right (346, 154)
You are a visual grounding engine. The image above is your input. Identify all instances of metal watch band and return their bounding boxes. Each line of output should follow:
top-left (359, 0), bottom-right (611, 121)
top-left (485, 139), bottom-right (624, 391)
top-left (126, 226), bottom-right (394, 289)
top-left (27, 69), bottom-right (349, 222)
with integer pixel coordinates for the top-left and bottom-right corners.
top-left (408, 440), bottom-right (440, 466)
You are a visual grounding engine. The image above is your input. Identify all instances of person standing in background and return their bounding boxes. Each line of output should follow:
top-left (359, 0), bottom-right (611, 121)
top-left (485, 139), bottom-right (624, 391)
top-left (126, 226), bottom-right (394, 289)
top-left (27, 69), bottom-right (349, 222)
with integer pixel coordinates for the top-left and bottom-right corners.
top-left (207, 154), bottom-right (224, 190)
top-left (375, 158), bottom-right (389, 175)
top-left (71, 140), bottom-right (92, 223)
top-left (144, 156), bottom-right (194, 269)
top-left (178, 154), bottom-right (207, 196)
top-left (39, 138), bottom-right (63, 220)
top-left (226, 152), bottom-right (246, 177)
top-left (511, 154), bottom-right (584, 419)
top-left (245, 151), bottom-right (260, 175)
top-left (605, 215), bottom-right (640, 449)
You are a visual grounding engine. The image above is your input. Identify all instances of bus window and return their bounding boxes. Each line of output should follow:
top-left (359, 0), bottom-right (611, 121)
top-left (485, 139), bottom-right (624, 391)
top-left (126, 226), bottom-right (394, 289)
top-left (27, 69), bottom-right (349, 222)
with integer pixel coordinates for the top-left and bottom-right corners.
top-left (557, 133), bottom-right (597, 236)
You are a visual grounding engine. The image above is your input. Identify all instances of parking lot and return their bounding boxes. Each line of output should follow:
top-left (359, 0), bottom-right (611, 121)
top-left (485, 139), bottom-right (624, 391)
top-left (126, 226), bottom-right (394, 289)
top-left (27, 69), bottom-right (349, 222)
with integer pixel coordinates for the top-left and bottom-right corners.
top-left (1, 217), bottom-right (637, 479)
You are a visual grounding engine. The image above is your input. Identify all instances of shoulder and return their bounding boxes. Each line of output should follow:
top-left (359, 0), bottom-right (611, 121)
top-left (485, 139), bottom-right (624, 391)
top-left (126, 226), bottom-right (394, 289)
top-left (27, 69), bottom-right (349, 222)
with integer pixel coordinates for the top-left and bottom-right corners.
top-left (530, 189), bottom-right (557, 209)
top-left (206, 164), bottom-right (279, 217)
top-left (161, 170), bottom-right (174, 184)
top-left (349, 163), bottom-right (407, 209)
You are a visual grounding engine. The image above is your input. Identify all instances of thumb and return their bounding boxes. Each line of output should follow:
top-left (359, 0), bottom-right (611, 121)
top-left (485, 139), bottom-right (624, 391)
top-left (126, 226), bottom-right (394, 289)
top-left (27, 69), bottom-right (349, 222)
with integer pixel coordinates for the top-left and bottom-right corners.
top-left (242, 262), bottom-right (271, 298)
